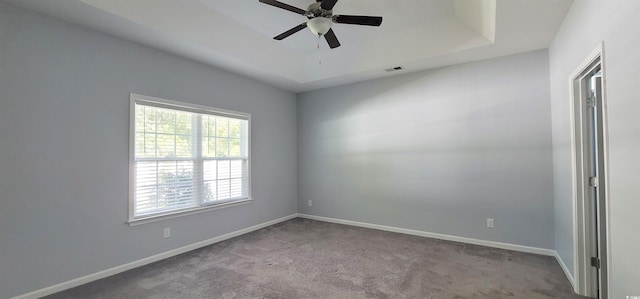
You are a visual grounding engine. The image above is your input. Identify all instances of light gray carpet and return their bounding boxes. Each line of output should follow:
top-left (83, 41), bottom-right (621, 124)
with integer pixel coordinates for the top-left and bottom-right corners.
top-left (44, 218), bottom-right (585, 298)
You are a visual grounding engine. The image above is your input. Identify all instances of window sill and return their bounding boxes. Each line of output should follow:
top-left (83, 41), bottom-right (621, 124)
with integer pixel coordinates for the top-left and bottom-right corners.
top-left (128, 198), bottom-right (253, 226)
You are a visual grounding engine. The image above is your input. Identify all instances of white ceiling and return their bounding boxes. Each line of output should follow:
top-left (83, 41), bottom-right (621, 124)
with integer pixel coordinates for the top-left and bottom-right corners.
top-left (8, 0), bottom-right (573, 92)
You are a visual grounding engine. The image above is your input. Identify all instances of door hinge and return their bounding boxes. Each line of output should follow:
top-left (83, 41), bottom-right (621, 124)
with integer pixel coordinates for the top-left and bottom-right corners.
top-left (589, 176), bottom-right (599, 188)
top-left (587, 93), bottom-right (597, 108)
top-left (591, 257), bottom-right (601, 269)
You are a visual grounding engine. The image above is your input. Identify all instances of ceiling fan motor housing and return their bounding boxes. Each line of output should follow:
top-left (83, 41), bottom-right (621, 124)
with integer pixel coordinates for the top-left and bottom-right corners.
top-left (307, 2), bottom-right (333, 18)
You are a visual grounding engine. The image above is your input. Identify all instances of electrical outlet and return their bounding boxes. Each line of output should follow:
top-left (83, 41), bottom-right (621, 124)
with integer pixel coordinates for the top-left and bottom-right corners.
top-left (163, 227), bottom-right (171, 238)
top-left (487, 218), bottom-right (495, 228)
top-left (308, 200), bottom-right (312, 207)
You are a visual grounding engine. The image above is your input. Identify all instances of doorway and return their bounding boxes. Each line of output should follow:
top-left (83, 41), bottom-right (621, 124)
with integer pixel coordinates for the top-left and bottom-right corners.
top-left (570, 43), bottom-right (609, 299)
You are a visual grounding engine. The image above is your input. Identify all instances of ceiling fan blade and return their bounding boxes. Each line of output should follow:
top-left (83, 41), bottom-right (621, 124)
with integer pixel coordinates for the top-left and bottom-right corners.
top-left (259, 0), bottom-right (306, 15)
top-left (320, 0), bottom-right (339, 10)
top-left (324, 28), bottom-right (341, 49)
top-left (334, 15), bottom-right (383, 26)
top-left (274, 23), bottom-right (308, 40)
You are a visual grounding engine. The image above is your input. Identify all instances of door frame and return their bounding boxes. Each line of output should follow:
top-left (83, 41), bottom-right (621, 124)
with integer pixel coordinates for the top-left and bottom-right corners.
top-left (568, 42), bottom-right (611, 298)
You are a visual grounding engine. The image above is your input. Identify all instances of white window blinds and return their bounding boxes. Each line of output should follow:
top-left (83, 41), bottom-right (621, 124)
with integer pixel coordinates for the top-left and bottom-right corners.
top-left (130, 94), bottom-right (250, 221)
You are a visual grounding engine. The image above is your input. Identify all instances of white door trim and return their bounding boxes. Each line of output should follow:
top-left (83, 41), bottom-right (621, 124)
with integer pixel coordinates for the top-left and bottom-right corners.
top-left (568, 41), bottom-right (611, 298)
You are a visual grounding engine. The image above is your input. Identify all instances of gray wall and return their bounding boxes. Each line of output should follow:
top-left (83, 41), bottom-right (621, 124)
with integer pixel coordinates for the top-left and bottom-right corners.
top-left (549, 1), bottom-right (640, 296)
top-left (0, 3), bottom-right (297, 298)
top-left (297, 50), bottom-right (555, 249)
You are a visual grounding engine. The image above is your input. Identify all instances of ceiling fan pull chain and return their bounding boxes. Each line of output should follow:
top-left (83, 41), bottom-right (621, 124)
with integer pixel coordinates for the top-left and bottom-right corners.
top-left (317, 35), bottom-right (322, 65)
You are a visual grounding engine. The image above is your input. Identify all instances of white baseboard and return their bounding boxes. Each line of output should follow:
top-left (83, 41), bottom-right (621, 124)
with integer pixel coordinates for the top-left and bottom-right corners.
top-left (554, 251), bottom-right (576, 291)
top-left (12, 214), bottom-right (298, 299)
top-left (298, 214), bottom-right (556, 256)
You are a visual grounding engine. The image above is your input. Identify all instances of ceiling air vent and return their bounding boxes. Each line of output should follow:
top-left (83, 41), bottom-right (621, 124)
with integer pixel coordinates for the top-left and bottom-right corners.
top-left (385, 66), bottom-right (403, 72)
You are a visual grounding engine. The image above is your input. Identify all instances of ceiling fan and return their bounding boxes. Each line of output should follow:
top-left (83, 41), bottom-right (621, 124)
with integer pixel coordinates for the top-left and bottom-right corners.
top-left (258, 0), bottom-right (383, 49)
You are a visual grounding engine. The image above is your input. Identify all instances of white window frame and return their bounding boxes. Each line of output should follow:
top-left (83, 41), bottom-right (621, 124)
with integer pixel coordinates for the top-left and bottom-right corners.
top-left (128, 93), bottom-right (251, 225)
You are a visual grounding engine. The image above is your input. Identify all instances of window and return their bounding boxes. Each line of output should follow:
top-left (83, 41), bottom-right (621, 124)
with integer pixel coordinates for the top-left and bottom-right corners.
top-left (129, 94), bottom-right (250, 223)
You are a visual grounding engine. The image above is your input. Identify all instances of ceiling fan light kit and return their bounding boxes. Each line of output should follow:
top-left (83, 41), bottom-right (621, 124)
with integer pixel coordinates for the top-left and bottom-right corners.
top-left (307, 17), bottom-right (333, 36)
top-left (258, 0), bottom-right (383, 49)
